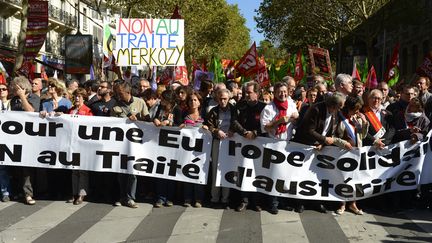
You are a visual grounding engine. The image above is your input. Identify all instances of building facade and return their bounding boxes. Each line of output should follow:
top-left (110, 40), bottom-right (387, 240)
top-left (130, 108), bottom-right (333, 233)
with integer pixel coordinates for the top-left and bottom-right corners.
top-left (0, 0), bottom-right (107, 79)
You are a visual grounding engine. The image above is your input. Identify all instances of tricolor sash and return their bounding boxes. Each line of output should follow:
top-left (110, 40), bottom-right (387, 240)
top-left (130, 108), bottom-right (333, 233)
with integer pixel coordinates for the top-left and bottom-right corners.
top-left (363, 107), bottom-right (386, 140)
top-left (338, 112), bottom-right (357, 145)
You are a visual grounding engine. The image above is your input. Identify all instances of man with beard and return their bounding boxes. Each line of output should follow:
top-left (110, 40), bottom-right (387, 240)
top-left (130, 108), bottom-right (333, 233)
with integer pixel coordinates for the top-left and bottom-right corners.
top-left (234, 81), bottom-right (267, 212)
top-left (90, 81), bottom-right (116, 116)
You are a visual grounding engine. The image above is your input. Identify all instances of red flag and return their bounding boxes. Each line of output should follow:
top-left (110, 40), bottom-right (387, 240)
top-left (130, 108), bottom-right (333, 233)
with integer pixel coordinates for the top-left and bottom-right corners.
top-left (294, 50), bottom-right (304, 83)
top-left (352, 62), bottom-right (361, 81)
top-left (171, 5), bottom-right (182, 19)
top-left (0, 73), bottom-right (6, 85)
top-left (40, 65), bottom-right (48, 80)
top-left (235, 42), bottom-right (258, 77)
top-left (175, 66), bottom-right (189, 86)
top-left (365, 65), bottom-right (378, 89)
top-left (384, 43), bottom-right (400, 83)
top-left (255, 56), bottom-right (270, 87)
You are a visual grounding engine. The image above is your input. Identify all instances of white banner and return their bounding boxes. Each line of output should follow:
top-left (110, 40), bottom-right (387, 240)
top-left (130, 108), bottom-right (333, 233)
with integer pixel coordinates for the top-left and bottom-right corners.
top-left (115, 18), bottom-right (185, 66)
top-left (216, 133), bottom-right (432, 201)
top-left (0, 111), bottom-right (211, 184)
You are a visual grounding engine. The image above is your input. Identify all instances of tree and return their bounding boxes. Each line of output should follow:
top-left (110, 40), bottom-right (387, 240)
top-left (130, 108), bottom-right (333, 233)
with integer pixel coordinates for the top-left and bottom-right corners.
top-left (106, 0), bottom-right (250, 64)
top-left (13, 0), bottom-right (28, 74)
top-left (255, 0), bottom-right (425, 66)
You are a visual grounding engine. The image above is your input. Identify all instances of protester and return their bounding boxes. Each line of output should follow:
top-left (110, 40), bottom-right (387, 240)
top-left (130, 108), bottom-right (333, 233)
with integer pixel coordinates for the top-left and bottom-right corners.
top-left (234, 81), bottom-right (266, 212)
top-left (205, 88), bottom-right (244, 209)
top-left (0, 82), bottom-right (10, 202)
top-left (334, 74), bottom-right (353, 97)
top-left (260, 79), bottom-right (298, 214)
top-left (111, 81), bottom-right (150, 208)
top-left (351, 79), bottom-right (364, 97)
top-left (9, 76), bottom-right (41, 205)
top-left (415, 76), bottom-right (432, 104)
top-left (31, 78), bottom-right (43, 97)
top-left (333, 96), bottom-right (369, 215)
top-left (41, 78), bottom-right (72, 114)
top-left (84, 80), bottom-right (100, 107)
top-left (153, 90), bottom-right (176, 207)
top-left (90, 81), bottom-right (116, 116)
top-left (142, 89), bottom-right (160, 120)
top-left (180, 91), bottom-right (207, 208)
top-left (377, 82), bottom-right (393, 109)
top-left (362, 89), bottom-right (395, 148)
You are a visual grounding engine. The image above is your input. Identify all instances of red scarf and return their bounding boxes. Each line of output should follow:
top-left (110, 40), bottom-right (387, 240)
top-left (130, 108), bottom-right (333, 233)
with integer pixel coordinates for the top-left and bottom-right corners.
top-left (273, 98), bottom-right (288, 135)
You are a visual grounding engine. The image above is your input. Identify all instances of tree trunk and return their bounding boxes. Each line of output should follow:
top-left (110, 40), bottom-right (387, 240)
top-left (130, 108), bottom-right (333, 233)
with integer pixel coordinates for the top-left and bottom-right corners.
top-left (13, 0), bottom-right (29, 75)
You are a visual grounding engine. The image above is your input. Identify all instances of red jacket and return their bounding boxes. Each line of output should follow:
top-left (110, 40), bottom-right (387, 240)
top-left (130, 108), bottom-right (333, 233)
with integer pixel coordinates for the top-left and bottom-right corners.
top-left (68, 104), bottom-right (93, 116)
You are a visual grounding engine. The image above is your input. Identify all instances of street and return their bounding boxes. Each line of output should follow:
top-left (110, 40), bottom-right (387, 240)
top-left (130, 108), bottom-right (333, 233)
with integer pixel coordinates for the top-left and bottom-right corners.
top-left (0, 200), bottom-right (431, 242)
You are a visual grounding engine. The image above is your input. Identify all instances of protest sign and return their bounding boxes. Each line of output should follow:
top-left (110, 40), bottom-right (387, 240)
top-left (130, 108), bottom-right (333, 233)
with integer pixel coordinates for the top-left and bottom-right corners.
top-left (115, 18), bottom-right (185, 66)
top-left (0, 111), bottom-right (211, 184)
top-left (65, 35), bottom-right (93, 74)
top-left (216, 134), bottom-right (432, 201)
top-left (308, 45), bottom-right (332, 80)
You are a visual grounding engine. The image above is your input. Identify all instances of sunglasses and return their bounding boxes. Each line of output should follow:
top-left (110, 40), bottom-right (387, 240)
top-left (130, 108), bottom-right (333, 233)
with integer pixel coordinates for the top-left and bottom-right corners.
top-left (31, 83), bottom-right (39, 86)
top-left (0, 88), bottom-right (7, 91)
top-left (48, 84), bottom-right (56, 88)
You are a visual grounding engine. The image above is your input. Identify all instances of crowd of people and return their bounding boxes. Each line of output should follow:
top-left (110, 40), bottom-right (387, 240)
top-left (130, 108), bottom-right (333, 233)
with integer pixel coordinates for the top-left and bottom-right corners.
top-left (0, 72), bottom-right (431, 216)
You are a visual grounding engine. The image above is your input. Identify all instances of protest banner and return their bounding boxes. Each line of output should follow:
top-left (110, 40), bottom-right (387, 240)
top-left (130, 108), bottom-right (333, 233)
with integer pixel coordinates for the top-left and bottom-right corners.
top-left (308, 45), bottom-right (332, 80)
top-left (24, 0), bottom-right (48, 59)
top-left (0, 111), bottom-right (211, 184)
top-left (115, 18), bottom-right (185, 66)
top-left (65, 35), bottom-right (93, 74)
top-left (216, 133), bottom-right (432, 201)
top-left (2, 112), bottom-right (432, 200)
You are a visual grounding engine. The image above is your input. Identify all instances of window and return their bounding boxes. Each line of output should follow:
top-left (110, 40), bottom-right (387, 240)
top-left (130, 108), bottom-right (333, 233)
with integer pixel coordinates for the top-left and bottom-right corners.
top-left (83, 8), bottom-right (88, 31)
top-left (401, 48), bottom-right (408, 75)
top-left (412, 45), bottom-right (418, 73)
top-left (422, 40), bottom-right (429, 57)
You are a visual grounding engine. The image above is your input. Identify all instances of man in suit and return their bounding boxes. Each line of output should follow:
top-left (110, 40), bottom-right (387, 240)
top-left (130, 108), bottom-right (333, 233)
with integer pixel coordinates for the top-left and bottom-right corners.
top-left (293, 92), bottom-right (345, 213)
top-left (362, 89), bottom-right (395, 148)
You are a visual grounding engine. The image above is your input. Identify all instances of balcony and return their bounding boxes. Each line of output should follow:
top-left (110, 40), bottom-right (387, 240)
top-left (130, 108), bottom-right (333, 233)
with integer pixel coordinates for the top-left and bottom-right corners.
top-left (48, 4), bottom-right (77, 33)
top-left (0, 0), bottom-right (21, 18)
top-left (0, 0), bottom-right (77, 34)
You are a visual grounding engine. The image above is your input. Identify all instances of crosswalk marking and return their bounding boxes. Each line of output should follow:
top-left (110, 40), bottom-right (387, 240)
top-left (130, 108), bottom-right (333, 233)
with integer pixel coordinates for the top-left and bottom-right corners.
top-left (1, 200), bottom-right (431, 242)
top-left (0, 200), bottom-right (51, 232)
top-left (0, 201), bottom-right (85, 242)
top-left (74, 203), bottom-right (153, 243)
top-left (300, 210), bottom-right (349, 243)
top-left (216, 208), bottom-right (262, 243)
top-left (126, 205), bottom-right (186, 242)
top-left (335, 211), bottom-right (394, 242)
top-left (32, 202), bottom-right (114, 243)
top-left (0, 201), bottom-right (16, 211)
top-left (261, 210), bottom-right (308, 243)
top-left (167, 207), bottom-right (224, 243)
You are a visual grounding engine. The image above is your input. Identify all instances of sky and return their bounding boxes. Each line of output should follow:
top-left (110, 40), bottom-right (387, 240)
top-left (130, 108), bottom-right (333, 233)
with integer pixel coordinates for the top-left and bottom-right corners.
top-left (226, 0), bottom-right (265, 45)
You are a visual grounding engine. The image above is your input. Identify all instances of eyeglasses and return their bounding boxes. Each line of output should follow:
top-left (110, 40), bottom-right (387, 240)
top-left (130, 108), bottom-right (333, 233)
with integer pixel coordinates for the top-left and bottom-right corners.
top-left (0, 88), bottom-right (7, 91)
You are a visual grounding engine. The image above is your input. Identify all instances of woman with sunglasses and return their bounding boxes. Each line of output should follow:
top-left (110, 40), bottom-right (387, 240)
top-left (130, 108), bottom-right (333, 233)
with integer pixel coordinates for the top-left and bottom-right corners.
top-left (0, 82), bottom-right (11, 202)
top-left (41, 78), bottom-right (72, 115)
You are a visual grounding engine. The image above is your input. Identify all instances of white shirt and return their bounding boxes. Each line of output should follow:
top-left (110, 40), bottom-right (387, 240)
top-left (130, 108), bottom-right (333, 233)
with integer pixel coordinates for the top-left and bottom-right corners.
top-left (321, 110), bottom-right (333, 136)
top-left (260, 97), bottom-right (298, 140)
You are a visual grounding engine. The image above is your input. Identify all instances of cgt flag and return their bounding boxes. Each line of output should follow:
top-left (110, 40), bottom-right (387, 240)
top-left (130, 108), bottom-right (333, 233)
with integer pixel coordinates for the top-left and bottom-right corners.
top-left (235, 42), bottom-right (258, 77)
top-left (294, 49), bottom-right (304, 83)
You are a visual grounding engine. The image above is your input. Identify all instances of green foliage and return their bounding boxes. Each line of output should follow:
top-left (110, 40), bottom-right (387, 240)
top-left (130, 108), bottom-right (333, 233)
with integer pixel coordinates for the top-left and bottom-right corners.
top-left (106, 0), bottom-right (250, 65)
top-left (255, 0), bottom-right (391, 55)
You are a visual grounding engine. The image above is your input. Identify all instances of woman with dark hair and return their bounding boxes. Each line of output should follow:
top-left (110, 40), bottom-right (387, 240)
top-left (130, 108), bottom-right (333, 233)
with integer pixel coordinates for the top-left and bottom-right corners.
top-left (180, 91), bottom-right (208, 207)
top-left (68, 88), bottom-right (93, 205)
top-left (153, 90), bottom-right (177, 207)
top-left (334, 96), bottom-right (369, 215)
